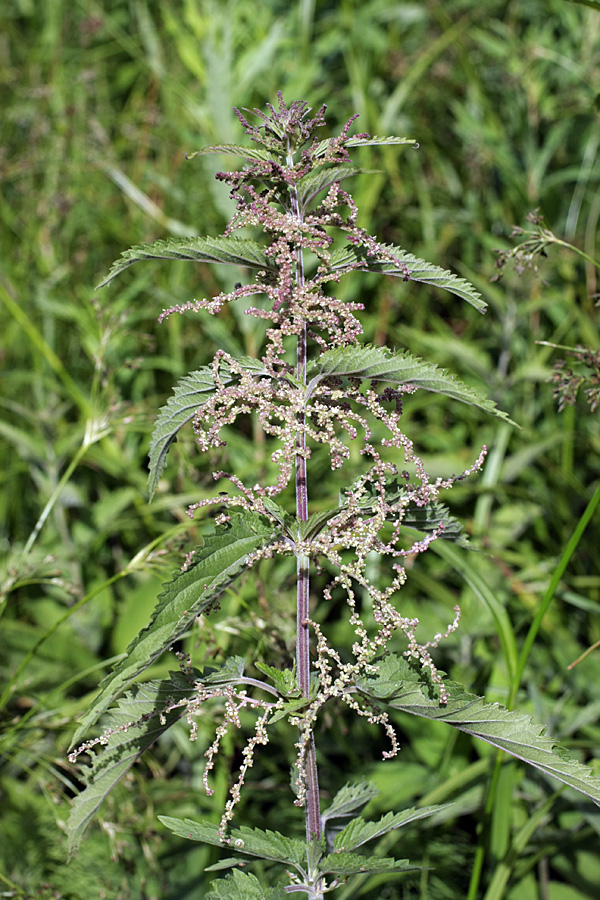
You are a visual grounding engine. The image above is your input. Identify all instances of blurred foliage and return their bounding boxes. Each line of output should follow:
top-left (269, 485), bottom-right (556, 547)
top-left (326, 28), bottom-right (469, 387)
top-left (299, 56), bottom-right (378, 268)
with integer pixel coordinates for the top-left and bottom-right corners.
top-left (1, 0), bottom-right (599, 897)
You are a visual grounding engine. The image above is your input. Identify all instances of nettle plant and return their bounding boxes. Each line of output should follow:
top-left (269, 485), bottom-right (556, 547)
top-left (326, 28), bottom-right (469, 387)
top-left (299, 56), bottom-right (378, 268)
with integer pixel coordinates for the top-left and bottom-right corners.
top-left (67, 97), bottom-right (600, 897)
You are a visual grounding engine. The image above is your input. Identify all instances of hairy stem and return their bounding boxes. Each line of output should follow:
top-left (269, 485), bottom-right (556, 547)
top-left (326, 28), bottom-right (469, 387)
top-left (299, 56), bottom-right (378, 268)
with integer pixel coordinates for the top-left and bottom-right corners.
top-left (289, 141), bottom-right (321, 845)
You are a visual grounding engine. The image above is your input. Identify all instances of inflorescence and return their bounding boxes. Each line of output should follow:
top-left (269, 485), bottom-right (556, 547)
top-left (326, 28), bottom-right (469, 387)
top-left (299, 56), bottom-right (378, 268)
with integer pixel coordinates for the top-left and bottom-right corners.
top-left (75, 96), bottom-right (487, 838)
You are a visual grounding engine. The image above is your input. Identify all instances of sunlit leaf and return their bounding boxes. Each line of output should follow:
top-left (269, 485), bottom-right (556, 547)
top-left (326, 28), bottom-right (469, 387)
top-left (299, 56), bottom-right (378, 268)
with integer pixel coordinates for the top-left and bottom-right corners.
top-left (357, 655), bottom-right (600, 805)
top-left (158, 817), bottom-right (307, 866)
top-left (96, 236), bottom-right (275, 288)
top-left (330, 244), bottom-right (487, 311)
top-left (313, 136), bottom-right (418, 158)
top-left (308, 344), bottom-right (514, 422)
top-left (186, 144), bottom-right (281, 162)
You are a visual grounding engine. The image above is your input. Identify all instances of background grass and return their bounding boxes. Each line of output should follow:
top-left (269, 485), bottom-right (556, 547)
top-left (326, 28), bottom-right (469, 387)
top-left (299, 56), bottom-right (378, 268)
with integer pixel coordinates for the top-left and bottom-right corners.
top-left (1, 1), bottom-right (600, 898)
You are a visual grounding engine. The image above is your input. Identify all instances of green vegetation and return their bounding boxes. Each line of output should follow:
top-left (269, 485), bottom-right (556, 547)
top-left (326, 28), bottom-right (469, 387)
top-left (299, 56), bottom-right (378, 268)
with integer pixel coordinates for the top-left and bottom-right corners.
top-left (1, 2), bottom-right (599, 898)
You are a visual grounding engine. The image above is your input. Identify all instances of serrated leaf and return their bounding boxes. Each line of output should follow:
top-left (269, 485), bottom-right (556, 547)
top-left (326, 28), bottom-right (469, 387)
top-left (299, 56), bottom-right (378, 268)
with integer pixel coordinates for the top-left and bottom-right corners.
top-left (330, 243), bottom-right (487, 312)
top-left (96, 236), bottom-right (275, 288)
top-left (158, 817), bottom-right (307, 867)
top-left (186, 144), bottom-right (281, 162)
top-left (308, 344), bottom-right (514, 423)
top-left (261, 497), bottom-right (296, 534)
top-left (340, 483), bottom-right (470, 547)
top-left (268, 697), bottom-right (310, 724)
top-left (301, 500), bottom-right (467, 546)
top-left (333, 806), bottom-right (447, 853)
top-left (204, 656), bottom-right (247, 684)
top-left (321, 781), bottom-right (380, 825)
top-left (206, 869), bottom-right (288, 900)
top-left (318, 851), bottom-right (417, 877)
top-left (313, 136), bottom-right (417, 158)
top-left (345, 136), bottom-right (418, 149)
top-left (70, 513), bottom-right (279, 749)
top-left (255, 662), bottom-right (299, 697)
top-left (297, 165), bottom-right (361, 211)
top-left (67, 671), bottom-right (200, 854)
top-left (148, 357), bottom-right (269, 499)
top-left (356, 655), bottom-right (600, 806)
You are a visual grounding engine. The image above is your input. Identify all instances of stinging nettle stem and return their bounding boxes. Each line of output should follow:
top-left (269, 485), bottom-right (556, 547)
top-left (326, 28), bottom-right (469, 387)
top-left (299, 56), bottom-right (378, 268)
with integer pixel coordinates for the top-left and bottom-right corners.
top-left (289, 139), bottom-right (322, 844)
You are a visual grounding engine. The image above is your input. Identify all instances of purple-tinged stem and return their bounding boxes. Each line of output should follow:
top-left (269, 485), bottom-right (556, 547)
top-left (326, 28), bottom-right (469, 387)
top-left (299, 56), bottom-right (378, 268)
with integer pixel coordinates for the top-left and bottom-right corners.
top-left (288, 143), bottom-right (321, 845)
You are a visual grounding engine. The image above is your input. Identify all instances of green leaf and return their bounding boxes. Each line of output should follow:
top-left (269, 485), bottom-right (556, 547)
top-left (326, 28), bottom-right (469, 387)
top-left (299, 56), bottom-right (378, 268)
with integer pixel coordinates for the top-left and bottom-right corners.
top-left (318, 851), bottom-right (417, 877)
top-left (205, 869), bottom-right (288, 900)
top-left (96, 235), bottom-right (275, 288)
top-left (313, 136), bottom-right (418, 158)
top-left (300, 498), bottom-right (468, 546)
top-left (204, 656), bottom-right (247, 684)
top-left (298, 509), bottom-right (341, 541)
top-left (333, 805), bottom-right (448, 853)
top-left (255, 662), bottom-right (299, 697)
top-left (344, 136), bottom-right (418, 148)
top-left (261, 497), bottom-right (297, 534)
top-left (186, 144), bottom-right (282, 162)
top-left (330, 243), bottom-right (487, 311)
top-left (308, 344), bottom-right (514, 423)
top-left (158, 817), bottom-right (307, 867)
top-left (356, 655), bottom-right (600, 806)
top-left (67, 671), bottom-right (200, 854)
top-left (340, 481), bottom-right (470, 545)
top-left (148, 357), bottom-right (269, 500)
top-left (204, 858), bottom-right (250, 872)
top-left (70, 513), bottom-right (279, 749)
top-left (297, 165), bottom-right (361, 211)
top-left (321, 781), bottom-right (381, 825)
top-left (267, 696), bottom-right (311, 724)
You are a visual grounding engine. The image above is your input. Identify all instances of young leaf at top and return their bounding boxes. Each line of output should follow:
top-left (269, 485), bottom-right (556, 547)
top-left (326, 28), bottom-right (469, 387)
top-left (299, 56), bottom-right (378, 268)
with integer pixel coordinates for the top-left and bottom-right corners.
top-left (186, 145), bottom-right (281, 162)
top-left (356, 655), bottom-right (600, 806)
top-left (96, 235), bottom-right (276, 288)
top-left (70, 512), bottom-right (281, 749)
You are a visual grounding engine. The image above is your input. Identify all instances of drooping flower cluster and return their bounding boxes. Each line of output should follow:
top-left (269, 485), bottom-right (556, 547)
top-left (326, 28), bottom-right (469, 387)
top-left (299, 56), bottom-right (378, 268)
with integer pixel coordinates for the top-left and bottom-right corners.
top-left (157, 96), bottom-right (485, 826)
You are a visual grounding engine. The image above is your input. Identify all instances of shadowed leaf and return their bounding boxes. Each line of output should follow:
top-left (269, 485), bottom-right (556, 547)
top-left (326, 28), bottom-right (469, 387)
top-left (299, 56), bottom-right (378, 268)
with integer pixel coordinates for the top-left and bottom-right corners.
top-left (148, 357), bottom-right (268, 499)
top-left (70, 513), bottom-right (280, 749)
top-left (67, 671), bottom-right (200, 854)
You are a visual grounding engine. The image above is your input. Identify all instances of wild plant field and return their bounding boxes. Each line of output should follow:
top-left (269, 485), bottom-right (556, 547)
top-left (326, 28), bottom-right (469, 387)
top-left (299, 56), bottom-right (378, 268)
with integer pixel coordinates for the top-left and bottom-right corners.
top-left (1, 2), bottom-right (600, 898)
